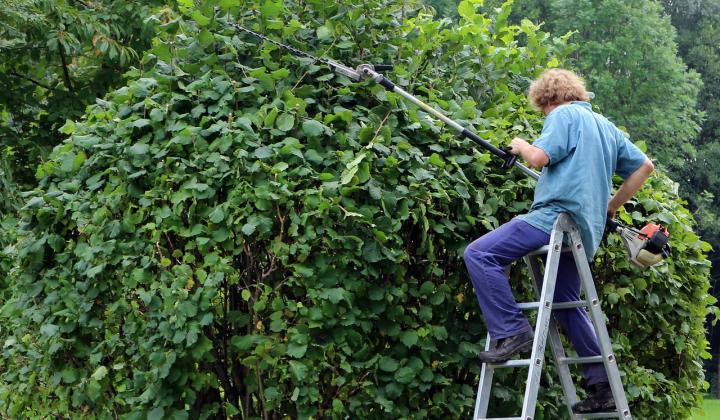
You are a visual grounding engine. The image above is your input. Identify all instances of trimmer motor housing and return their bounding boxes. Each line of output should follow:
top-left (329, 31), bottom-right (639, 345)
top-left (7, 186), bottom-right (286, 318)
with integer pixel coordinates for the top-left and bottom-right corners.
top-left (607, 219), bottom-right (670, 268)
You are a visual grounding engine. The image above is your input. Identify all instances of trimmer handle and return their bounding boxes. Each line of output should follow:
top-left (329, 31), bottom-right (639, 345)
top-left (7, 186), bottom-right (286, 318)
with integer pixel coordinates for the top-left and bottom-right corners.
top-left (605, 216), bottom-right (621, 233)
top-left (501, 147), bottom-right (518, 170)
top-left (373, 64), bottom-right (393, 72)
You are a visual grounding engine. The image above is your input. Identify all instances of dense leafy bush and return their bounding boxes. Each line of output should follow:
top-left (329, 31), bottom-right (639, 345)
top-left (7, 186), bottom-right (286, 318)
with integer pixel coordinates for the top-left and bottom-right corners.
top-left (0, 0), bottom-right (713, 418)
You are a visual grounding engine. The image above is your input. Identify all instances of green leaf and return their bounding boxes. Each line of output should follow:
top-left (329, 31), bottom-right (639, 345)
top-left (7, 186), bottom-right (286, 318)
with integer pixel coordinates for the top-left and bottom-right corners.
top-left (61, 367), bottom-right (78, 384)
top-left (255, 146), bottom-right (273, 158)
top-left (231, 335), bottom-right (260, 352)
top-left (289, 360), bottom-right (309, 381)
top-left (400, 331), bottom-right (418, 347)
top-left (607, 292), bottom-right (620, 305)
top-left (317, 25), bottom-right (333, 41)
top-left (128, 143), bottom-right (149, 156)
top-left (179, 301), bottom-right (197, 317)
top-left (379, 356), bottom-right (399, 372)
top-left (209, 206), bottom-right (225, 223)
top-left (60, 119), bottom-right (76, 134)
top-left (340, 165), bottom-right (358, 185)
top-left (363, 241), bottom-right (383, 262)
top-left (133, 118), bottom-right (150, 128)
top-left (86, 263), bottom-right (105, 278)
top-left (368, 286), bottom-right (384, 301)
top-left (458, 0), bottom-right (477, 19)
top-left (150, 108), bottom-right (164, 122)
top-left (242, 222), bottom-right (257, 236)
top-left (419, 281), bottom-right (434, 295)
top-left (428, 153), bottom-right (445, 168)
top-left (260, 0), bottom-right (283, 18)
top-left (287, 342), bottom-right (308, 358)
top-left (276, 113), bottom-right (295, 132)
top-left (191, 11), bottom-right (210, 27)
top-left (272, 162), bottom-right (289, 173)
top-left (41, 324), bottom-right (59, 337)
top-left (148, 407), bottom-right (165, 420)
top-left (394, 366), bottom-right (415, 384)
top-left (91, 366), bottom-right (108, 381)
top-left (319, 288), bottom-right (345, 304)
top-left (302, 120), bottom-right (325, 137)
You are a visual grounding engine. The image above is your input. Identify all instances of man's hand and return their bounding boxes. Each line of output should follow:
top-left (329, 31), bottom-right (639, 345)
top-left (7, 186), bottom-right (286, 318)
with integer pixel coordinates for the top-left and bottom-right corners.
top-left (509, 137), bottom-right (529, 155)
top-left (508, 137), bottom-right (549, 168)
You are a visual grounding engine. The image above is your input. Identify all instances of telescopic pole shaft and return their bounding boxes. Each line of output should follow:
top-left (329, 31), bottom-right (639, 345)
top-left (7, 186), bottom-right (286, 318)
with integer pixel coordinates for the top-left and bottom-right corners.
top-left (357, 66), bottom-right (540, 180)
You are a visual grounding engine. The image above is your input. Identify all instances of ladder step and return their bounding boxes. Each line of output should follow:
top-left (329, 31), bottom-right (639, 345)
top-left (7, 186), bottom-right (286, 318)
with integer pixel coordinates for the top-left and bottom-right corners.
top-left (517, 301), bottom-right (587, 310)
top-left (575, 412), bottom-right (620, 419)
top-left (478, 418), bottom-right (523, 420)
top-left (558, 355), bottom-right (604, 364)
top-left (527, 245), bottom-right (572, 256)
top-left (489, 359), bottom-right (532, 368)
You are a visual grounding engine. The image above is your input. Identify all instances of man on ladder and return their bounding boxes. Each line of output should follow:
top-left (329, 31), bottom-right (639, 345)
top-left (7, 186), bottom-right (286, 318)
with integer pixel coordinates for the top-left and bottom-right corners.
top-left (463, 69), bottom-right (655, 414)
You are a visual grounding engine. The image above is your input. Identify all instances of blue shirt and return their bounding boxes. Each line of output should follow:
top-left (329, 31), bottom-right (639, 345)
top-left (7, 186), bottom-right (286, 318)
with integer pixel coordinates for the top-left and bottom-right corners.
top-left (517, 101), bottom-right (647, 260)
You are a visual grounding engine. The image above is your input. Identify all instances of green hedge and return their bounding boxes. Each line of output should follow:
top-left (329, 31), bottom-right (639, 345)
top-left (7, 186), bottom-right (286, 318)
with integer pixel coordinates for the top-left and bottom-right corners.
top-left (0, 0), bottom-right (714, 418)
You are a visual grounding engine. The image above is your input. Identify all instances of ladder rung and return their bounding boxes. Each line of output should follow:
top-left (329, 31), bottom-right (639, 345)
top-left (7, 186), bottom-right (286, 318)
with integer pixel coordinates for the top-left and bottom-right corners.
top-left (517, 301), bottom-right (587, 310)
top-left (478, 418), bottom-right (523, 420)
top-left (575, 412), bottom-right (620, 419)
top-left (489, 359), bottom-right (532, 368)
top-left (558, 356), bottom-right (604, 364)
top-left (527, 245), bottom-right (572, 256)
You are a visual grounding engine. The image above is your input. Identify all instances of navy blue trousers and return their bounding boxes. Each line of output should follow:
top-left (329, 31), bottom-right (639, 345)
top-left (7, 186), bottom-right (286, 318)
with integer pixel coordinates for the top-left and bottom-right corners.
top-left (463, 218), bottom-right (608, 385)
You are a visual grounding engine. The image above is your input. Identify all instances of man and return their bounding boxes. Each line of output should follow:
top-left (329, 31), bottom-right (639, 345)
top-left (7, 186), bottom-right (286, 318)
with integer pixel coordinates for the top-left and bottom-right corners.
top-left (463, 69), bottom-right (654, 413)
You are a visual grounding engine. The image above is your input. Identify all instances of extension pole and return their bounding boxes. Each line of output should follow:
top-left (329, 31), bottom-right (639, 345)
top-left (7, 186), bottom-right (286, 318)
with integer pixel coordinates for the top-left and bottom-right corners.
top-left (355, 65), bottom-right (540, 180)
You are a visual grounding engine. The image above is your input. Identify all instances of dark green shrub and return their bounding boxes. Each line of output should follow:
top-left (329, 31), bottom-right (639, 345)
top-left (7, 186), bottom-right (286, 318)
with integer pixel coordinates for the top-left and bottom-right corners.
top-left (0, 1), bottom-right (713, 418)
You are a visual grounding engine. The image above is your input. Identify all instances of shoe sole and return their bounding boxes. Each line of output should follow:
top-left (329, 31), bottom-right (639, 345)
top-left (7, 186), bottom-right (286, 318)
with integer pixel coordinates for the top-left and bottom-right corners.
top-left (479, 338), bottom-right (534, 364)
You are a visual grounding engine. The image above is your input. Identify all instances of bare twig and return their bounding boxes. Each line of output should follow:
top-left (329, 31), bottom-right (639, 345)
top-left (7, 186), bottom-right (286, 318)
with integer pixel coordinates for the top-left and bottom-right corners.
top-left (366, 110), bottom-right (392, 147)
top-left (255, 363), bottom-right (269, 420)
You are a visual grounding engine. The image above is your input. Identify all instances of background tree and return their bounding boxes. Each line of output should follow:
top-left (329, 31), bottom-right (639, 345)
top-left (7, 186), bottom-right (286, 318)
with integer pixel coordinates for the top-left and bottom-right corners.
top-left (0, 0), bottom-right (166, 216)
top-left (660, 0), bottom-right (720, 393)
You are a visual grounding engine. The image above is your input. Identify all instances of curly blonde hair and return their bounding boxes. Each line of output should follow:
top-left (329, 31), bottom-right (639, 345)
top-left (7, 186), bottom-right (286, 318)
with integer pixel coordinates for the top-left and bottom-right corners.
top-left (528, 69), bottom-right (590, 110)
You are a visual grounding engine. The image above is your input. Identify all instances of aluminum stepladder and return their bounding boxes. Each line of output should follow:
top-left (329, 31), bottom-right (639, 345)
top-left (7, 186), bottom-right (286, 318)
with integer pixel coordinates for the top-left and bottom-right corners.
top-left (473, 213), bottom-right (632, 420)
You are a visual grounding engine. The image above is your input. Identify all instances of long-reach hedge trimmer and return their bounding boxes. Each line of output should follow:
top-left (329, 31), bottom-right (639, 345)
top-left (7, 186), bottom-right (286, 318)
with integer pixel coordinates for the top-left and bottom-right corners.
top-left (228, 20), bottom-right (671, 267)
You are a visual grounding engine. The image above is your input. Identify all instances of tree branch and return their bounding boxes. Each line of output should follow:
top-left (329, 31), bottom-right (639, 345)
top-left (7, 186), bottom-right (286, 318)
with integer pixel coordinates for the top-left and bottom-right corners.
top-left (8, 71), bottom-right (53, 91)
top-left (58, 45), bottom-right (74, 92)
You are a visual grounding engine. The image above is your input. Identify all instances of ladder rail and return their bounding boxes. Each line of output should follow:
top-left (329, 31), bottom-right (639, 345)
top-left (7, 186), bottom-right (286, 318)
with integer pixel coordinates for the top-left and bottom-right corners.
top-left (526, 254), bottom-right (579, 420)
top-left (474, 332), bottom-right (495, 419)
top-left (519, 220), bottom-right (566, 419)
top-left (567, 227), bottom-right (632, 420)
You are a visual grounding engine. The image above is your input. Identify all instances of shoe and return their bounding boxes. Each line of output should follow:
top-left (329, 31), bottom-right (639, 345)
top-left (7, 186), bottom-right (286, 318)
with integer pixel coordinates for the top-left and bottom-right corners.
top-left (478, 330), bottom-right (534, 364)
top-left (572, 381), bottom-right (616, 413)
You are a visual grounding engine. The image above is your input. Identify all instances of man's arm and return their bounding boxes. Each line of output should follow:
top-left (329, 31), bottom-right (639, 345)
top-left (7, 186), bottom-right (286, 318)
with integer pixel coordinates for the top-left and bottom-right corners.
top-left (509, 137), bottom-right (550, 168)
top-left (607, 158), bottom-right (655, 217)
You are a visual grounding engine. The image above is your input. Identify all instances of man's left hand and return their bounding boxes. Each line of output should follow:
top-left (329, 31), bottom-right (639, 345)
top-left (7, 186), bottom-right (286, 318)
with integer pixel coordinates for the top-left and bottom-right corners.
top-left (509, 137), bottom-right (529, 155)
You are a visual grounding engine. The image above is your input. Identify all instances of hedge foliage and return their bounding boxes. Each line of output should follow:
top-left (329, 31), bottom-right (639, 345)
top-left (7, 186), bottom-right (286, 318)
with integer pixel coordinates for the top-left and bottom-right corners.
top-left (0, 0), bottom-right (714, 418)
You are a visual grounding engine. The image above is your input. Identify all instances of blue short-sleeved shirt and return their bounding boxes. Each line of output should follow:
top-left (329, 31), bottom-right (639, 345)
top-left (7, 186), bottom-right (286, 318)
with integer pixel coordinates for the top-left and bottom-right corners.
top-left (516, 101), bottom-right (648, 260)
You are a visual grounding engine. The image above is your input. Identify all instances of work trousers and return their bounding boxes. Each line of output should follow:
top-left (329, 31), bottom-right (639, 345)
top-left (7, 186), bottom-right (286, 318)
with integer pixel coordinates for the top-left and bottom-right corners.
top-left (463, 218), bottom-right (608, 385)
